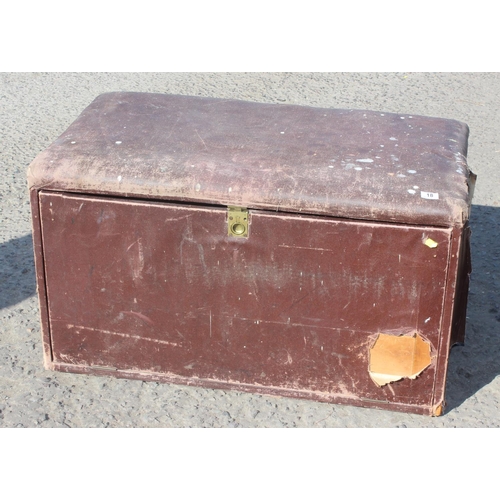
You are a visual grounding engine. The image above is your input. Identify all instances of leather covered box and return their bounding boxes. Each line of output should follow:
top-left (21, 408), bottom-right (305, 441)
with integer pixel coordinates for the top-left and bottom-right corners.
top-left (28, 92), bottom-right (475, 415)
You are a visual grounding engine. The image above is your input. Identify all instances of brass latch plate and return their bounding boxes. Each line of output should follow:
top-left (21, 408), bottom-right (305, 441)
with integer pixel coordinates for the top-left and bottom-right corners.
top-left (228, 206), bottom-right (249, 238)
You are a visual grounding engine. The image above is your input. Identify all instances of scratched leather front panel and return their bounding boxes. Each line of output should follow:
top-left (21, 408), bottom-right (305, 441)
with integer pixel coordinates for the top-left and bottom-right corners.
top-left (40, 191), bottom-right (452, 405)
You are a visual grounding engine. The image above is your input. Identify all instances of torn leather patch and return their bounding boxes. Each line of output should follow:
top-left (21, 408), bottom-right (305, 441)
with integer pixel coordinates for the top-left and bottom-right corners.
top-left (369, 333), bottom-right (432, 387)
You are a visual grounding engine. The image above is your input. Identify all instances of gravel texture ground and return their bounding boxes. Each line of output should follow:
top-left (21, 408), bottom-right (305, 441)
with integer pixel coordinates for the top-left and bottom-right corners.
top-left (1, 72), bottom-right (499, 428)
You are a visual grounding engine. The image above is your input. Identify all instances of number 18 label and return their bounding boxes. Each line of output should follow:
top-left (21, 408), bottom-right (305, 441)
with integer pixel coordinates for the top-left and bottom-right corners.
top-left (421, 191), bottom-right (439, 200)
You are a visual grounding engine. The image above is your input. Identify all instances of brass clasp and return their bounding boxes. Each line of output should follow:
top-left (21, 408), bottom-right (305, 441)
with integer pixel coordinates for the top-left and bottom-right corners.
top-left (227, 206), bottom-right (249, 238)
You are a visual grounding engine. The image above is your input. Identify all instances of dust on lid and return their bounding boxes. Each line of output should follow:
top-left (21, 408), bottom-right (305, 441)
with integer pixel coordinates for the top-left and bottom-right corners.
top-left (28, 92), bottom-right (475, 227)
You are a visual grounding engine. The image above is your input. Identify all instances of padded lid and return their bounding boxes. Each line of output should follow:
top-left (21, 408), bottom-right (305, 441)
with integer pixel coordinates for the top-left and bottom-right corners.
top-left (28, 91), bottom-right (475, 226)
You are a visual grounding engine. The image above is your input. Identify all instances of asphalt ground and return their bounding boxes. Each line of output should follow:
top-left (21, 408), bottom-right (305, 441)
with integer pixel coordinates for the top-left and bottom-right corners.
top-left (1, 72), bottom-right (499, 430)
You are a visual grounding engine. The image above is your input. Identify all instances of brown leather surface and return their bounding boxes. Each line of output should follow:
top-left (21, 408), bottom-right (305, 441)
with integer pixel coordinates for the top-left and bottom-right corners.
top-left (28, 92), bottom-right (475, 415)
top-left (28, 92), bottom-right (473, 227)
top-left (39, 191), bottom-right (454, 411)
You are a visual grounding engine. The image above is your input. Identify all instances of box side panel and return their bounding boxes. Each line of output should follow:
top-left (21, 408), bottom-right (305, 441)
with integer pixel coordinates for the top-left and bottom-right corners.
top-left (450, 223), bottom-right (471, 347)
top-left (29, 189), bottom-right (53, 367)
top-left (431, 225), bottom-right (467, 414)
top-left (39, 192), bottom-right (453, 412)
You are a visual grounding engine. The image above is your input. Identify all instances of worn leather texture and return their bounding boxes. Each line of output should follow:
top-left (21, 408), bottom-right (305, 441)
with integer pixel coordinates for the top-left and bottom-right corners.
top-left (28, 92), bottom-right (474, 227)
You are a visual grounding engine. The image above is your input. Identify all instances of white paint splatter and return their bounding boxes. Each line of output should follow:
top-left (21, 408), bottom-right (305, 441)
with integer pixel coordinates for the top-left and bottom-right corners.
top-left (117, 175), bottom-right (122, 182)
top-left (115, 141), bottom-right (122, 145)
top-left (328, 165), bottom-right (334, 169)
top-left (389, 137), bottom-right (397, 141)
top-left (280, 131), bottom-right (285, 134)
top-left (195, 183), bottom-right (201, 191)
top-left (424, 317), bottom-right (431, 323)
top-left (407, 189), bottom-right (416, 194)
top-left (408, 170), bottom-right (417, 174)
top-left (356, 158), bottom-right (373, 163)
top-left (413, 185), bottom-right (419, 189)
top-left (228, 187), bottom-right (232, 193)
top-left (354, 167), bottom-right (363, 171)
top-left (71, 141), bottom-right (76, 144)
top-left (397, 173), bottom-right (406, 178)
